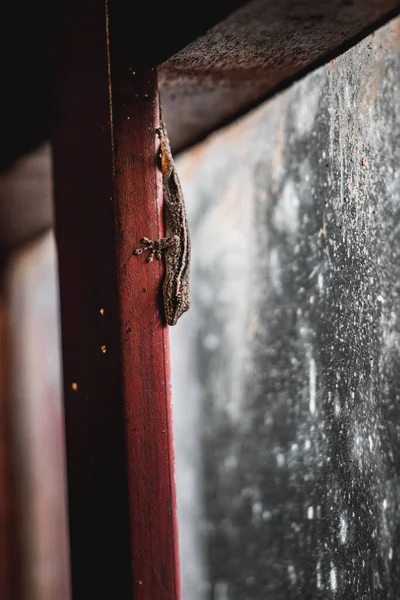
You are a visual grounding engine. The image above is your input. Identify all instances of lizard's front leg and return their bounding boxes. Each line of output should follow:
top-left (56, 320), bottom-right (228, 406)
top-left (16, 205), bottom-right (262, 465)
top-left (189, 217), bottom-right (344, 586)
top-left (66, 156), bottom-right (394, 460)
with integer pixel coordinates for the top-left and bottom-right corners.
top-left (133, 235), bottom-right (179, 262)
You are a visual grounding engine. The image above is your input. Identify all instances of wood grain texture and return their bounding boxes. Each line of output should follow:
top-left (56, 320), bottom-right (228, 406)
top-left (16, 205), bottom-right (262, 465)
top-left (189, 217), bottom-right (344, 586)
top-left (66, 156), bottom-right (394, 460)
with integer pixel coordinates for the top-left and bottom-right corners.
top-left (52, 1), bottom-right (180, 598)
top-left (159, 0), bottom-right (400, 151)
top-left (0, 297), bottom-right (19, 600)
top-left (6, 234), bottom-right (70, 600)
top-left (111, 64), bottom-right (181, 600)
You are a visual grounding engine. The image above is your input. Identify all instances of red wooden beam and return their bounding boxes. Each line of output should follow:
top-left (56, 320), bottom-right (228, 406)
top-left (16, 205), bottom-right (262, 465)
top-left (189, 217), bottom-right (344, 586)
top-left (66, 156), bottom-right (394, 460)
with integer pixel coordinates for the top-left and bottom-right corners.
top-left (52, 2), bottom-right (180, 598)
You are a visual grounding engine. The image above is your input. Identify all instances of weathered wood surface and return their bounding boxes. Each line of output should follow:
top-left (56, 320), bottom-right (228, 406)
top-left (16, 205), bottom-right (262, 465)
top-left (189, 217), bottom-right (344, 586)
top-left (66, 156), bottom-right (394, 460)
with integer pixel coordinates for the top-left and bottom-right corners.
top-left (160, 0), bottom-right (400, 151)
top-left (5, 234), bottom-right (70, 600)
top-left (1, 1), bottom-right (399, 250)
top-left (52, 2), bottom-right (180, 598)
top-left (0, 297), bottom-right (18, 600)
top-left (172, 16), bottom-right (400, 599)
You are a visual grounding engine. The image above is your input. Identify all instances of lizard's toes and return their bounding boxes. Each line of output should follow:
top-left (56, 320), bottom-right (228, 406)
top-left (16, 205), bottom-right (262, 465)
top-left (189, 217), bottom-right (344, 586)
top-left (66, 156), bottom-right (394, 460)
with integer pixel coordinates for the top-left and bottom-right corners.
top-left (141, 237), bottom-right (153, 246)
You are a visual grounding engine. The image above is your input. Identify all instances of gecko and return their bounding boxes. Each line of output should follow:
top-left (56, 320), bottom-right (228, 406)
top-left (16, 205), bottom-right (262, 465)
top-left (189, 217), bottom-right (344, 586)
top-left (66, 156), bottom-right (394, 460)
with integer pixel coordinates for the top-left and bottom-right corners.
top-left (133, 105), bottom-right (191, 326)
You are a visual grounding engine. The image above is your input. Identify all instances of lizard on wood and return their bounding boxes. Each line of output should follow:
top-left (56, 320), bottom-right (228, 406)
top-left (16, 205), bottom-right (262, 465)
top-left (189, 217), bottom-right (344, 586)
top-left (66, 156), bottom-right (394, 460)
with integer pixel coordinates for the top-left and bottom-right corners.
top-left (133, 105), bottom-right (191, 326)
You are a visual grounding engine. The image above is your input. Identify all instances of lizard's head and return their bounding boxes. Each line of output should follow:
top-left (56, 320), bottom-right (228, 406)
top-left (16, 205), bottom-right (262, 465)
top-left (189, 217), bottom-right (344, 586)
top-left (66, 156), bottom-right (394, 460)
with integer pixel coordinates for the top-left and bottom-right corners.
top-left (164, 278), bottom-right (190, 326)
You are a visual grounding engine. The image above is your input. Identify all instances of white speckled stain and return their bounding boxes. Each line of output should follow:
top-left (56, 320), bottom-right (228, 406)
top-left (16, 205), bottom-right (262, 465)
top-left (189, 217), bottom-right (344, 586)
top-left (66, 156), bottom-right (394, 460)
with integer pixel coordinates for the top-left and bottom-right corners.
top-left (309, 356), bottom-right (317, 415)
top-left (330, 565), bottom-right (337, 591)
top-left (294, 76), bottom-right (322, 136)
top-left (287, 564), bottom-right (297, 585)
top-left (273, 180), bottom-right (300, 236)
top-left (214, 581), bottom-right (229, 600)
top-left (252, 502), bottom-right (263, 519)
top-left (276, 453), bottom-right (285, 467)
top-left (317, 272), bottom-right (324, 293)
top-left (316, 561), bottom-right (322, 589)
top-left (339, 514), bottom-right (348, 544)
top-left (269, 247), bottom-right (283, 294)
top-left (202, 333), bottom-right (221, 351)
top-left (224, 455), bottom-right (238, 470)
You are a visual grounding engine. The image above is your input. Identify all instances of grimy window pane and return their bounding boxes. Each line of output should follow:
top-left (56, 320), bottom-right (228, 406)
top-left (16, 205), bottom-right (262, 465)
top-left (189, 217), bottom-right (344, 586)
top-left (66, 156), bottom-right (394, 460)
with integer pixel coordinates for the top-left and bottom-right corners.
top-left (172, 16), bottom-right (400, 600)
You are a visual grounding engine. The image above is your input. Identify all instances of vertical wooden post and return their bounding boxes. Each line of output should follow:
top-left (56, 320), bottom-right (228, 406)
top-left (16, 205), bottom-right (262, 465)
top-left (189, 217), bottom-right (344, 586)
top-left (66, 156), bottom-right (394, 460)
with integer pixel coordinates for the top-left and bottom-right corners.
top-left (0, 297), bottom-right (19, 600)
top-left (52, 2), bottom-right (180, 598)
